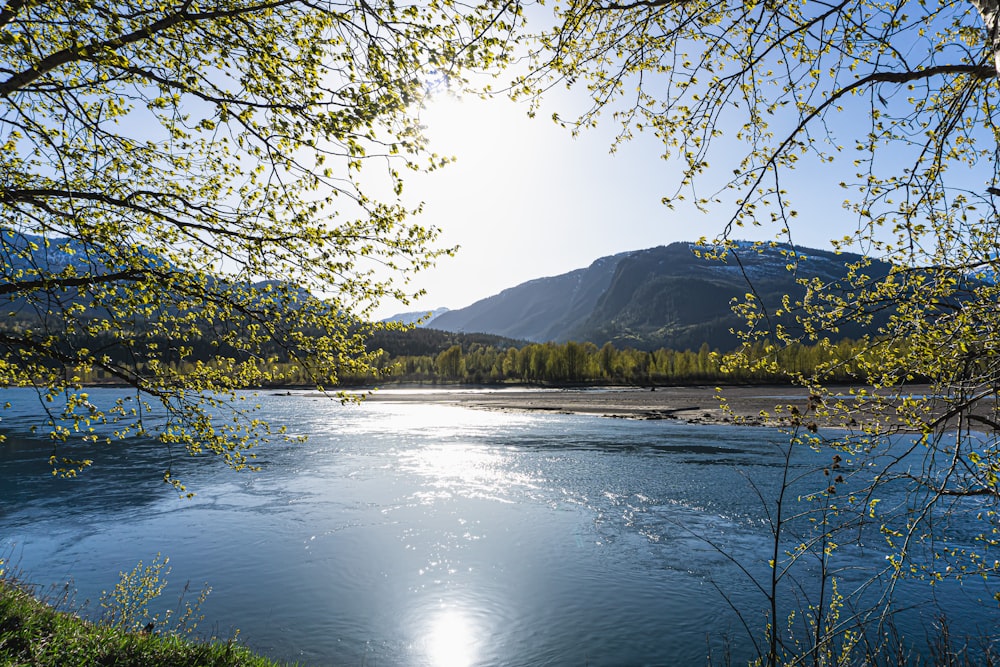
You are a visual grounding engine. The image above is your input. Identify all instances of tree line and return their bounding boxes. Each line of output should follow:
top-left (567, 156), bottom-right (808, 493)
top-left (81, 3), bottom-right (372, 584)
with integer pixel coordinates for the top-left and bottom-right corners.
top-left (344, 338), bottom-right (878, 386)
top-left (56, 336), bottom-right (879, 387)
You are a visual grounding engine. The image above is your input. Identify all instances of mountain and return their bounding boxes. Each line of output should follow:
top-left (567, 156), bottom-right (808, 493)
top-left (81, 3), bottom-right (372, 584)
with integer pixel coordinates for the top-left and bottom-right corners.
top-left (6, 231), bottom-right (893, 353)
top-left (429, 251), bottom-right (634, 341)
top-left (427, 242), bottom-right (892, 351)
top-left (381, 307), bottom-right (450, 327)
top-left (3, 231), bottom-right (312, 310)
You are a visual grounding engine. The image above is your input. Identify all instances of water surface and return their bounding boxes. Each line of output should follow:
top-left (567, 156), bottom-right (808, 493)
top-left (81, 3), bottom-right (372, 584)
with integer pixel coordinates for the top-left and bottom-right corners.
top-left (1, 388), bottom-right (996, 665)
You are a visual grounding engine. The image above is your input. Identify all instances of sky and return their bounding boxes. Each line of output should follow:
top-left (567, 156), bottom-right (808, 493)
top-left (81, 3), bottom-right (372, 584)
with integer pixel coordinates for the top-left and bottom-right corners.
top-left (364, 2), bottom-right (1000, 323)
top-left (371, 89), bottom-right (857, 321)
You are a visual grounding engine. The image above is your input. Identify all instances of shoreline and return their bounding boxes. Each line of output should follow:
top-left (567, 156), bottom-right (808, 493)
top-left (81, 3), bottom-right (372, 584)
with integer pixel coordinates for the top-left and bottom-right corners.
top-left (345, 383), bottom-right (991, 430)
top-left (352, 384), bottom-right (823, 427)
top-left (53, 381), bottom-right (985, 429)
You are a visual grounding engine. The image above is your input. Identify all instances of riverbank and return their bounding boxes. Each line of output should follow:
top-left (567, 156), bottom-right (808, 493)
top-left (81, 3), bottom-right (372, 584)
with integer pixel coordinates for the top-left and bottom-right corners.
top-left (353, 384), bottom-right (818, 426)
top-left (350, 383), bottom-right (973, 429)
top-left (0, 577), bottom-right (288, 667)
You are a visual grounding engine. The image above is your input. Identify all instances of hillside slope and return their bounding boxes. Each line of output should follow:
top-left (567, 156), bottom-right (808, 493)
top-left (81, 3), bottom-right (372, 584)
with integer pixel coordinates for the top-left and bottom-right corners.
top-left (429, 251), bottom-right (632, 341)
top-left (429, 242), bottom-right (890, 350)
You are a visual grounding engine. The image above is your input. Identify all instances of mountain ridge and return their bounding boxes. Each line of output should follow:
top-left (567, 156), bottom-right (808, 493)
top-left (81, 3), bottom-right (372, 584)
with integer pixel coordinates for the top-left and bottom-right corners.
top-left (393, 241), bottom-right (890, 350)
top-left (426, 250), bottom-right (634, 341)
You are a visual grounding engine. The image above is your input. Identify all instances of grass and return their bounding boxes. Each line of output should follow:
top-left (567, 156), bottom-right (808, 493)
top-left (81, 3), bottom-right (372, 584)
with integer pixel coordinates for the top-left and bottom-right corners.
top-left (0, 576), bottom-right (291, 667)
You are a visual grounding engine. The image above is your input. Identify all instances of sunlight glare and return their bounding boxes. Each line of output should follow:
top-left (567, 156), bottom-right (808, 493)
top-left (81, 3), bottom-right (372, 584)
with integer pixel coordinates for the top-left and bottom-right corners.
top-left (424, 608), bottom-right (479, 667)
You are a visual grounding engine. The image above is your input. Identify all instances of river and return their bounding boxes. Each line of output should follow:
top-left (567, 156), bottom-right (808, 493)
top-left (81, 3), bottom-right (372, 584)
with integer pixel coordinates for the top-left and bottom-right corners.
top-left (1, 387), bottom-right (997, 665)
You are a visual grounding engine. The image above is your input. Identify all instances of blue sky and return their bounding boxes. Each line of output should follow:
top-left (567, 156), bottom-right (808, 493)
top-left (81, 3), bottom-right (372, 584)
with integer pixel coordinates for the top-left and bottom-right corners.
top-left (372, 88), bottom-right (863, 320)
top-left (367, 2), bottom-right (1000, 322)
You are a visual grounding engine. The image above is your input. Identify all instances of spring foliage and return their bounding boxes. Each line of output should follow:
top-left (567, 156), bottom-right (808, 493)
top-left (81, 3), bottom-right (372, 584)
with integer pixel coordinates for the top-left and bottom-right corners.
top-left (0, 0), bottom-right (521, 490)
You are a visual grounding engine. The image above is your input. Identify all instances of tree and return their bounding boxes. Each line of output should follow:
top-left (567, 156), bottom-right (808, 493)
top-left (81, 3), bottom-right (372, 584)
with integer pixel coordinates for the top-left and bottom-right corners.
top-left (0, 0), bottom-right (520, 491)
top-left (518, 0), bottom-right (1000, 661)
top-left (434, 344), bottom-right (466, 379)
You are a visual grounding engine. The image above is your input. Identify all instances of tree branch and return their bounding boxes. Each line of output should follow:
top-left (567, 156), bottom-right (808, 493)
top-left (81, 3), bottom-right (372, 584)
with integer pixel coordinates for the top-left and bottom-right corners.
top-left (0, 0), bottom-right (302, 99)
top-left (0, 0), bottom-right (28, 31)
top-left (596, 0), bottom-right (699, 10)
top-left (724, 62), bottom-right (994, 236)
top-left (0, 269), bottom-right (147, 296)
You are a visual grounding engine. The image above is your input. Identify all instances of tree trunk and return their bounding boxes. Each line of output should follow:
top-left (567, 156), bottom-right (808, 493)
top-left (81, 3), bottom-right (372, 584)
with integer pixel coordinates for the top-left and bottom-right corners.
top-left (972, 0), bottom-right (1000, 77)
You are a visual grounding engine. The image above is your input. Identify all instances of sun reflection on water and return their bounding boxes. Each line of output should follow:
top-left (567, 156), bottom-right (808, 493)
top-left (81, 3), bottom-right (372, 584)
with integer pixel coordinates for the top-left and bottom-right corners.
top-left (422, 608), bottom-right (479, 667)
top-left (384, 403), bottom-right (543, 504)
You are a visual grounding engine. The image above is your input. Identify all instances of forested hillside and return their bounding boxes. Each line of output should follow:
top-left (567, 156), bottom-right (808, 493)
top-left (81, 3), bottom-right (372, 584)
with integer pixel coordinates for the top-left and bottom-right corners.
top-left (423, 242), bottom-right (894, 350)
top-left (428, 251), bottom-right (631, 340)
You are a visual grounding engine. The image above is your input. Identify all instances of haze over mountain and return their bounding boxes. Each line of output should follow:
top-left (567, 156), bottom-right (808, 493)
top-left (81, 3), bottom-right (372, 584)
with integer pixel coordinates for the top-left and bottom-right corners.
top-left (423, 251), bottom-right (633, 342)
top-left (380, 307), bottom-right (451, 327)
top-left (398, 242), bottom-right (891, 351)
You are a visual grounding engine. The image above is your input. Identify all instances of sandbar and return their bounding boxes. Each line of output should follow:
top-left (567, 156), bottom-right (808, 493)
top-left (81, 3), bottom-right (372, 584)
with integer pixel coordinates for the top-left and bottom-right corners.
top-left (356, 385), bottom-right (820, 426)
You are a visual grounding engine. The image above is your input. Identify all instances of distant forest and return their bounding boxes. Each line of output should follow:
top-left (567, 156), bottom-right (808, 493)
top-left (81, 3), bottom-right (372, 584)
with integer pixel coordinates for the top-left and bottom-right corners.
top-left (46, 324), bottom-right (882, 388)
top-left (333, 327), bottom-right (881, 386)
top-left (347, 337), bottom-right (872, 386)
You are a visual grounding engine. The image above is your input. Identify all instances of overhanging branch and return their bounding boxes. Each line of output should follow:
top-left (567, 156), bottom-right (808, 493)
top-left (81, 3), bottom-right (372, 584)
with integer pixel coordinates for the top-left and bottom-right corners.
top-left (0, 269), bottom-right (147, 296)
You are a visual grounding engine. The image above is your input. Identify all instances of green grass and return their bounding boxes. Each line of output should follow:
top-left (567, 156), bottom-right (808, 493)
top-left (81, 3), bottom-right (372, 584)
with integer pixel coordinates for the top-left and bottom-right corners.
top-left (0, 577), bottom-right (291, 667)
